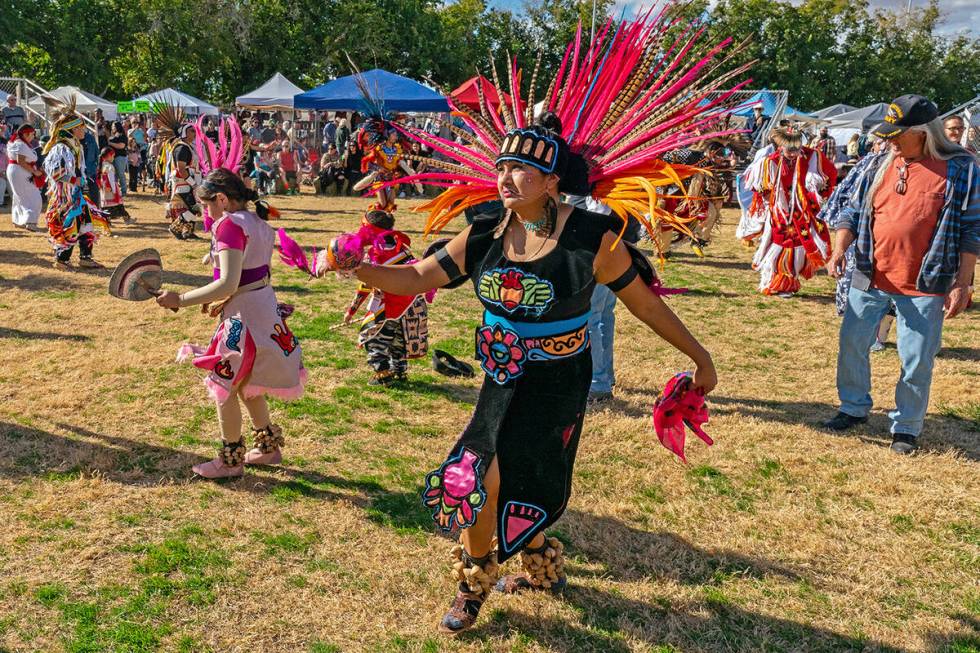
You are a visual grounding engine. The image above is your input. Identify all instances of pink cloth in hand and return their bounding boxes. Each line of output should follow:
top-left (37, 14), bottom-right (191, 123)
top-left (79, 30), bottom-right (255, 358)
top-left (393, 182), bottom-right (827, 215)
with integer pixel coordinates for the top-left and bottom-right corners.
top-left (652, 371), bottom-right (713, 462)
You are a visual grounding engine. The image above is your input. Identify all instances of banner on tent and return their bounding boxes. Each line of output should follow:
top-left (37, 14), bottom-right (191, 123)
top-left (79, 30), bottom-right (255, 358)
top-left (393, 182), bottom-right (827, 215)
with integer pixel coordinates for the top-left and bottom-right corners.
top-left (117, 100), bottom-right (155, 113)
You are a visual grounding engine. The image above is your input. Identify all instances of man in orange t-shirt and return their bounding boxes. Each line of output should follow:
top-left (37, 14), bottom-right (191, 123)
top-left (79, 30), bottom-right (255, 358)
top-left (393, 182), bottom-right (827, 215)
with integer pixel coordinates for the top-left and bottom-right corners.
top-left (824, 94), bottom-right (979, 454)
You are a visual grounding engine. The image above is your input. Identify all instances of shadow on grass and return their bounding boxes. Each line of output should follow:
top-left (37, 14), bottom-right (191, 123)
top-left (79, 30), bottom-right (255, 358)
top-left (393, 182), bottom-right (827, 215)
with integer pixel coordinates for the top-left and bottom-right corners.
top-left (0, 326), bottom-right (90, 342)
top-left (708, 395), bottom-right (980, 461)
top-left (0, 421), bottom-right (433, 536)
top-left (562, 511), bottom-right (801, 586)
top-left (0, 248), bottom-right (56, 267)
top-left (0, 273), bottom-right (80, 292)
top-left (466, 511), bottom-right (907, 652)
top-left (936, 346), bottom-right (980, 363)
top-left (472, 587), bottom-right (910, 652)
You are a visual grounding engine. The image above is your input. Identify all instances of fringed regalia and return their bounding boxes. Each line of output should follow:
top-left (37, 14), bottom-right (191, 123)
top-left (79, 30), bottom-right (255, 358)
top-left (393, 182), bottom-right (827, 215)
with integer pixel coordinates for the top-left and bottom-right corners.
top-left (155, 105), bottom-right (201, 239)
top-left (750, 141), bottom-right (837, 295)
top-left (346, 224), bottom-right (431, 382)
top-left (42, 103), bottom-right (110, 263)
top-left (353, 112), bottom-right (420, 212)
top-left (383, 8), bottom-right (752, 561)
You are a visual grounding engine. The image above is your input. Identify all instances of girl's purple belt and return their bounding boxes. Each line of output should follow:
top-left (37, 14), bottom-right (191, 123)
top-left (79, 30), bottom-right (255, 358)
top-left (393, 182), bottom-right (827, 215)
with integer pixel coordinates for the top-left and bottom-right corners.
top-left (212, 265), bottom-right (270, 285)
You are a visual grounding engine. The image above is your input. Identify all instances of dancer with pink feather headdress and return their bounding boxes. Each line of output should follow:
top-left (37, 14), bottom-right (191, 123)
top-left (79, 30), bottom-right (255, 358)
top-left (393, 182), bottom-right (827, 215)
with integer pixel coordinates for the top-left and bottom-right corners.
top-left (283, 6), bottom-right (736, 633)
top-left (153, 114), bottom-right (306, 480)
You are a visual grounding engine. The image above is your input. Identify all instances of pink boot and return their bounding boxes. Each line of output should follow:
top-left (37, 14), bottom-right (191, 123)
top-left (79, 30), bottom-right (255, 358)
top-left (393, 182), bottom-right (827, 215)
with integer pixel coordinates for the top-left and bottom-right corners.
top-left (193, 440), bottom-right (245, 479)
top-left (244, 425), bottom-right (284, 466)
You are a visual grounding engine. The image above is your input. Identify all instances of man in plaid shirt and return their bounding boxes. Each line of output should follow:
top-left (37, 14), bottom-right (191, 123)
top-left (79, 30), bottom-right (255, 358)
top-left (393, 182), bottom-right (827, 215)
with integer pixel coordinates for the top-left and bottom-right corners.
top-left (814, 127), bottom-right (837, 160)
top-left (823, 95), bottom-right (979, 454)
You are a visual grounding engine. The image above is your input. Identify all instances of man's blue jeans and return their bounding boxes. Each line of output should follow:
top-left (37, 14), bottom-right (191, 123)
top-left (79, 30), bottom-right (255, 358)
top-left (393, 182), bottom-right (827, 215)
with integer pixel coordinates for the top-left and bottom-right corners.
top-left (589, 284), bottom-right (617, 393)
top-left (114, 155), bottom-right (128, 197)
top-left (837, 286), bottom-right (946, 437)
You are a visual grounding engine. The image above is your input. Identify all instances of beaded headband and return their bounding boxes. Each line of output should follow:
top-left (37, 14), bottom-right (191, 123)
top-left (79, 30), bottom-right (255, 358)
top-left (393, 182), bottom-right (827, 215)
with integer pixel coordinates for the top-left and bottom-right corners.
top-left (495, 129), bottom-right (561, 174)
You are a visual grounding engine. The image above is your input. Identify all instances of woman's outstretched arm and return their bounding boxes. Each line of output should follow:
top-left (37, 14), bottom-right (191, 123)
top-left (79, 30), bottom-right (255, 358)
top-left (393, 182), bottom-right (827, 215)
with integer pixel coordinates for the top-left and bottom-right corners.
top-left (594, 232), bottom-right (717, 393)
top-left (347, 225), bottom-right (472, 297)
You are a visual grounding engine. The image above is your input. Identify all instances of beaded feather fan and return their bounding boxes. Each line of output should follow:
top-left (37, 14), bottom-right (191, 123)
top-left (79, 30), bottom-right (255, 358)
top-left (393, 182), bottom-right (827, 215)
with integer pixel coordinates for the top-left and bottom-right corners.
top-left (385, 5), bottom-right (753, 251)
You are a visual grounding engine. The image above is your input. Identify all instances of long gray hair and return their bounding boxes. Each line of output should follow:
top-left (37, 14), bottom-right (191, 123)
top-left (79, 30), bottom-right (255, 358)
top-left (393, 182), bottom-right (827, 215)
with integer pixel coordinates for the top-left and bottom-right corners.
top-left (866, 118), bottom-right (975, 202)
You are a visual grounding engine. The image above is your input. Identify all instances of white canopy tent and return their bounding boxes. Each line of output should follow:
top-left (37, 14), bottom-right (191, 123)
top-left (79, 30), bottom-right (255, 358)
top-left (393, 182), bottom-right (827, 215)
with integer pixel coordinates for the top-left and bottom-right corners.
top-left (826, 102), bottom-right (890, 145)
top-left (813, 103), bottom-right (857, 121)
top-left (134, 88), bottom-right (219, 116)
top-left (236, 73), bottom-right (304, 110)
top-left (27, 85), bottom-right (118, 120)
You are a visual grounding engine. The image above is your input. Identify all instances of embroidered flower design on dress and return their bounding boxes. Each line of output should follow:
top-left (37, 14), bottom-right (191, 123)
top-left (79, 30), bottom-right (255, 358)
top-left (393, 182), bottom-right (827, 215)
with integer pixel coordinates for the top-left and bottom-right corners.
top-left (478, 268), bottom-right (554, 315)
top-left (422, 447), bottom-right (486, 532)
top-left (476, 324), bottom-right (526, 384)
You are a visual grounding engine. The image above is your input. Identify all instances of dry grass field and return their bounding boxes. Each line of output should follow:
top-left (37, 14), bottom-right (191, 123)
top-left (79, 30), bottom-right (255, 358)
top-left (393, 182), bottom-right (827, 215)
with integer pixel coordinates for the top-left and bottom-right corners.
top-left (0, 189), bottom-right (977, 653)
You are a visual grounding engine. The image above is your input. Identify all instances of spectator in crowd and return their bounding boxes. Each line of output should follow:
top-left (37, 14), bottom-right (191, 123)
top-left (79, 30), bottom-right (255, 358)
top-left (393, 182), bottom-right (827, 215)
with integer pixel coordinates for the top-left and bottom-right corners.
top-left (0, 136), bottom-right (8, 206)
top-left (335, 116), bottom-right (350, 152)
top-left (279, 141), bottom-right (299, 194)
top-left (942, 115), bottom-right (966, 146)
top-left (746, 105), bottom-right (768, 143)
top-left (128, 117), bottom-right (147, 184)
top-left (316, 144), bottom-right (345, 195)
top-left (81, 125), bottom-right (100, 205)
top-left (247, 115), bottom-right (263, 143)
top-left (204, 116), bottom-right (219, 142)
top-left (108, 121), bottom-right (129, 197)
top-left (283, 120), bottom-right (295, 144)
top-left (251, 148), bottom-right (276, 195)
top-left (2, 95), bottom-right (26, 132)
top-left (846, 133), bottom-right (860, 161)
top-left (824, 95), bottom-right (979, 454)
top-left (127, 136), bottom-right (142, 192)
top-left (93, 108), bottom-right (109, 149)
top-left (6, 124), bottom-right (43, 230)
top-left (342, 139), bottom-right (363, 195)
top-left (322, 116), bottom-right (337, 151)
top-left (814, 126), bottom-right (837, 159)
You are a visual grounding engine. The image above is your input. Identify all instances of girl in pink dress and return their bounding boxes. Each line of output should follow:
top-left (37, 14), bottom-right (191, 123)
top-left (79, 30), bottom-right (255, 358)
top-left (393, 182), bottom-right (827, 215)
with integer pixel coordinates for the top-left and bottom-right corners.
top-left (155, 168), bottom-right (306, 479)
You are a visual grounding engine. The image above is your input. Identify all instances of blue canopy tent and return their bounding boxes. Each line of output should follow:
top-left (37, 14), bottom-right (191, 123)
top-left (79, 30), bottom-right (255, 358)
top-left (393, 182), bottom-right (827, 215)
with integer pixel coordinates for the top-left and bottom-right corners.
top-left (294, 69), bottom-right (449, 112)
top-left (732, 91), bottom-right (810, 119)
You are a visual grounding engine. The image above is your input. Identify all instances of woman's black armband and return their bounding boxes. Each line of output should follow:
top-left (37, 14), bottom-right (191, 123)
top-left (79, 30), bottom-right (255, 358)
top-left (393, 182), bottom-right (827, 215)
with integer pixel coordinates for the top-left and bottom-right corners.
top-left (435, 246), bottom-right (464, 281)
top-left (605, 265), bottom-right (638, 292)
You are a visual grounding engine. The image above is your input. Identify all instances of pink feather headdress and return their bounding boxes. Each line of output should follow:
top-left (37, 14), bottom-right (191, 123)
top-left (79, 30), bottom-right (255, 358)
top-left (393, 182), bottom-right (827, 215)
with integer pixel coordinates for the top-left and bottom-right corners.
top-left (380, 5), bottom-right (753, 256)
top-left (193, 115), bottom-right (245, 232)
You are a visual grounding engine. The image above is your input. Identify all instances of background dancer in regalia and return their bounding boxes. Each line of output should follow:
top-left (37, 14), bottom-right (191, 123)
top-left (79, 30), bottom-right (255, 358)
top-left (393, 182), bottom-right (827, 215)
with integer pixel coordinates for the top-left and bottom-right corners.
top-left (155, 105), bottom-right (201, 240)
top-left (749, 126), bottom-right (837, 296)
top-left (43, 100), bottom-right (110, 270)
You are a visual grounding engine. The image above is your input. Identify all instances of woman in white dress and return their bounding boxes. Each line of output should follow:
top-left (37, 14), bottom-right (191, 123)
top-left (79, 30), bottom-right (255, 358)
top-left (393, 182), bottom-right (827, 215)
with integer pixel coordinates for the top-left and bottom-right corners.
top-left (6, 124), bottom-right (44, 230)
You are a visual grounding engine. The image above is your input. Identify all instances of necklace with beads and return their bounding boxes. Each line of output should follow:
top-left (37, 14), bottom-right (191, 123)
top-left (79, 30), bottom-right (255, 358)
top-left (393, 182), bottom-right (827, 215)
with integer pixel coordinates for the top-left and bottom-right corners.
top-left (518, 216), bottom-right (548, 233)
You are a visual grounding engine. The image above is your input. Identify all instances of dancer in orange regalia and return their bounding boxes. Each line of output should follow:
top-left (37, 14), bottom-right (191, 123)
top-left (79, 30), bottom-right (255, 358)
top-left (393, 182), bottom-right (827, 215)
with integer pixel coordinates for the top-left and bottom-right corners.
top-left (750, 127), bottom-right (837, 296)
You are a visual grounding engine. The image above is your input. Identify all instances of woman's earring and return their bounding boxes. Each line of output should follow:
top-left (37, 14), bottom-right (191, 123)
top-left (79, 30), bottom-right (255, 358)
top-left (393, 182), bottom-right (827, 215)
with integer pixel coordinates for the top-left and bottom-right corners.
top-left (543, 195), bottom-right (558, 237)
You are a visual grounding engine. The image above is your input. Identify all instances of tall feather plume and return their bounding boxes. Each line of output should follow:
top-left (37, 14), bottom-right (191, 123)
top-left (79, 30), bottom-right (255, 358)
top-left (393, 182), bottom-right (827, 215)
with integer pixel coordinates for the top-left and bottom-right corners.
top-left (507, 53), bottom-right (524, 129)
top-left (345, 52), bottom-right (385, 119)
top-left (488, 53), bottom-right (515, 130)
top-left (524, 52), bottom-right (542, 125)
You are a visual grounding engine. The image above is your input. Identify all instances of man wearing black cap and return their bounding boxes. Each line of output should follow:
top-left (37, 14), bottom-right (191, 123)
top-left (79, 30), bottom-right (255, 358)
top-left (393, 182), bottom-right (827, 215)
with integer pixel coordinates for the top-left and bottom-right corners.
top-left (823, 94), bottom-right (979, 454)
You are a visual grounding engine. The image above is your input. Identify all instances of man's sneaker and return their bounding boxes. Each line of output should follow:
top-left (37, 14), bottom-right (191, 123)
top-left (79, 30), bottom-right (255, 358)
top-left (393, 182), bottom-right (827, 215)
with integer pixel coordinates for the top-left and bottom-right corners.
top-left (587, 391), bottom-right (613, 408)
top-left (822, 412), bottom-right (867, 431)
top-left (890, 433), bottom-right (918, 455)
top-left (870, 340), bottom-right (886, 352)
